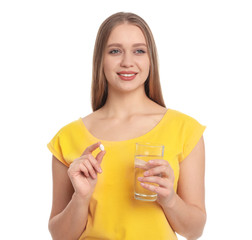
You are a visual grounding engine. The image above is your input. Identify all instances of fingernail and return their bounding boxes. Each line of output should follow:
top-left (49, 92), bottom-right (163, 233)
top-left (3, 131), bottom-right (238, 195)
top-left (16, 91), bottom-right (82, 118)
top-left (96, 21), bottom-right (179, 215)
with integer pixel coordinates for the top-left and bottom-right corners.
top-left (138, 177), bottom-right (143, 181)
top-left (98, 168), bottom-right (102, 173)
top-left (144, 171), bottom-right (149, 176)
top-left (149, 160), bottom-right (154, 164)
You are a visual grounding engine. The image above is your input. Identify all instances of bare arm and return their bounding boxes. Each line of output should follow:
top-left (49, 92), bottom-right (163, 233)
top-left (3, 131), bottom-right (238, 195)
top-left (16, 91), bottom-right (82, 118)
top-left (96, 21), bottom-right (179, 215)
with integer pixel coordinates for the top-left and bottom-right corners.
top-left (48, 156), bottom-right (90, 240)
top-left (139, 136), bottom-right (206, 239)
top-left (162, 136), bottom-right (206, 239)
top-left (48, 142), bottom-right (106, 240)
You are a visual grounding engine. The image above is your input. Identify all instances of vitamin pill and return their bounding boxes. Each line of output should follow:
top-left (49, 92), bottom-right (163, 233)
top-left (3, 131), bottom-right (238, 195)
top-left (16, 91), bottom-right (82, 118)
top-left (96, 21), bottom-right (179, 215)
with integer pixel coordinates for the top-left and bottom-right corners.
top-left (99, 144), bottom-right (105, 151)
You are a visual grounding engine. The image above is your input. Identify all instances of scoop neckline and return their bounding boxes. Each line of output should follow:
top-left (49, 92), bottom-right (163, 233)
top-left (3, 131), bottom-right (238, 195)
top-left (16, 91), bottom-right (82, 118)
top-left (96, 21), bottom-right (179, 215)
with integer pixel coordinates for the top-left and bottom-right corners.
top-left (78, 108), bottom-right (170, 144)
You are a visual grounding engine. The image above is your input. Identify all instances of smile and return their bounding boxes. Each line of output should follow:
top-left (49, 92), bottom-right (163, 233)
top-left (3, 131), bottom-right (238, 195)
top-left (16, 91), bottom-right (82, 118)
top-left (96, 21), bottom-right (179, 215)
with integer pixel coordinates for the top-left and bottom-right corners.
top-left (117, 72), bottom-right (137, 81)
top-left (118, 73), bottom-right (136, 77)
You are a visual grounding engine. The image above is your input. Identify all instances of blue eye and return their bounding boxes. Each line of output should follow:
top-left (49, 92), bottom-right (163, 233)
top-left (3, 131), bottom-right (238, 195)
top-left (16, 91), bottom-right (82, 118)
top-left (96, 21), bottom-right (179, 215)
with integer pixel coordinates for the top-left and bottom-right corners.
top-left (135, 49), bottom-right (146, 54)
top-left (109, 49), bottom-right (120, 54)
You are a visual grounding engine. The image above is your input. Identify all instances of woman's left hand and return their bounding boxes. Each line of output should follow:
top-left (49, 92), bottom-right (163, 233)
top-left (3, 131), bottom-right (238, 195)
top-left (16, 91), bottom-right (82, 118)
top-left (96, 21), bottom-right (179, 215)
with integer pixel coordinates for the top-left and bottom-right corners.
top-left (138, 159), bottom-right (176, 207)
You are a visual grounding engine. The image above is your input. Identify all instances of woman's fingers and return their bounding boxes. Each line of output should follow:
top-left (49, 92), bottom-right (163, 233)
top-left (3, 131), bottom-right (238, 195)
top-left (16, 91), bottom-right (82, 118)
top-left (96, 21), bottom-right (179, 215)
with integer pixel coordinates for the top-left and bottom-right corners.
top-left (145, 164), bottom-right (173, 180)
top-left (79, 153), bottom-right (104, 178)
top-left (147, 159), bottom-right (168, 166)
top-left (139, 182), bottom-right (159, 193)
top-left (139, 182), bottom-right (172, 197)
top-left (69, 142), bottom-right (106, 180)
top-left (138, 176), bottom-right (174, 199)
top-left (81, 158), bottom-right (97, 179)
top-left (82, 141), bottom-right (101, 156)
top-left (146, 160), bottom-right (174, 179)
top-left (70, 153), bottom-right (105, 179)
top-left (79, 161), bottom-right (91, 178)
top-left (83, 154), bottom-right (103, 173)
top-left (138, 176), bottom-right (168, 188)
top-left (96, 150), bottom-right (106, 165)
top-left (137, 159), bottom-right (176, 206)
top-left (82, 141), bottom-right (106, 170)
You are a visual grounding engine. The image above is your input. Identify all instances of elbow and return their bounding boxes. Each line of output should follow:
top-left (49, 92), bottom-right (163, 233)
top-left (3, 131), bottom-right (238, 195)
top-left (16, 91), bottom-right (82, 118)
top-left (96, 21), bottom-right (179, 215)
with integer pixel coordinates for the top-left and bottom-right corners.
top-left (48, 218), bottom-right (61, 240)
top-left (185, 212), bottom-right (207, 240)
top-left (48, 219), bottom-right (55, 240)
top-left (48, 217), bottom-right (86, 240)
top-left (186, 230), bottom-right (204, 240)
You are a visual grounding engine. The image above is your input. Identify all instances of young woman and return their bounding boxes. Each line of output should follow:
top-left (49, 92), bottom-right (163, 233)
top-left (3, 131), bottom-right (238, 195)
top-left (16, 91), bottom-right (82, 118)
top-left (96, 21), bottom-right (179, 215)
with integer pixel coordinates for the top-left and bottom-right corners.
top-left (47, 12), bottom-right (206, 240)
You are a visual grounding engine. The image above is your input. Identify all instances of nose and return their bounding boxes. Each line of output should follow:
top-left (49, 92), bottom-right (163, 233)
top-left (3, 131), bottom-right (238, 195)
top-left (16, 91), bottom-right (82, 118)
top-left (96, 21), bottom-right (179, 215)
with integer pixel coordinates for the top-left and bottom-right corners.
top-left (120, 52), bottom-right (134, 68)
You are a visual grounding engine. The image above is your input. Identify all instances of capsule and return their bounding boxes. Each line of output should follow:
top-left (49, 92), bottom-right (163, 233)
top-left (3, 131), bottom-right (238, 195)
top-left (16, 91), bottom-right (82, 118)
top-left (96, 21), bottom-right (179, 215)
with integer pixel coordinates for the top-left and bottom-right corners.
top-left (99, 144), bottom-right (105, 151)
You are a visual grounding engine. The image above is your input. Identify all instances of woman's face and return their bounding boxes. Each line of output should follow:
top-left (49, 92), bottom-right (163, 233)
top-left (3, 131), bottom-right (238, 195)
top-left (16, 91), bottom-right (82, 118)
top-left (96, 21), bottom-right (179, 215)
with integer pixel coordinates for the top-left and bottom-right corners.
top-left (103, 23), bottom-right (150, 93)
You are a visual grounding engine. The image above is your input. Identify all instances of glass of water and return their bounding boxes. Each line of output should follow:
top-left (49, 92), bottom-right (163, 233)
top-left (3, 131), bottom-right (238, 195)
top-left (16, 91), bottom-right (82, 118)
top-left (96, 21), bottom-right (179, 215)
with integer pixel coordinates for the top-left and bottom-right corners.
top-left (134, 143), bottom-right (164, 201)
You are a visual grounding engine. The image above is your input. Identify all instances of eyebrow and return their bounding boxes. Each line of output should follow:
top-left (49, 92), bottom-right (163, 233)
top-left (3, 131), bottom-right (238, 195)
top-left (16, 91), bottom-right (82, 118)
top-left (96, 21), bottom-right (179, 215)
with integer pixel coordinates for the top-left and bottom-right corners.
top-left (107, 43), bottom-right (147, 48)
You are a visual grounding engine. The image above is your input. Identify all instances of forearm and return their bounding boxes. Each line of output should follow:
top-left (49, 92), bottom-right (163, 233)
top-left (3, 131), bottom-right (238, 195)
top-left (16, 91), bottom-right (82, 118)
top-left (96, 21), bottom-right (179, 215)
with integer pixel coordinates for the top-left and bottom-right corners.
top-left (161, 194), bottom-right (206, 240)
top-left (49, 193), bottom-right (90, 240)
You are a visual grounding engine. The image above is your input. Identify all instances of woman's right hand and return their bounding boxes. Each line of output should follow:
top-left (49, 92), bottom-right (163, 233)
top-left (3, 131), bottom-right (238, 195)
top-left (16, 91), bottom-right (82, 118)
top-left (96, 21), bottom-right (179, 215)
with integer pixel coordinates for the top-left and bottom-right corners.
top-left (67, 142), bottom-right (106, 200)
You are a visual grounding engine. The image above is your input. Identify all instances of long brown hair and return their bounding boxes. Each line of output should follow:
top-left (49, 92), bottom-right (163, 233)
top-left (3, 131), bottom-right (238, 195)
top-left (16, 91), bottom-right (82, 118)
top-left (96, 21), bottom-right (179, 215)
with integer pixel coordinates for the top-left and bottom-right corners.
top-left (91, 12), bottom-right (166, 111)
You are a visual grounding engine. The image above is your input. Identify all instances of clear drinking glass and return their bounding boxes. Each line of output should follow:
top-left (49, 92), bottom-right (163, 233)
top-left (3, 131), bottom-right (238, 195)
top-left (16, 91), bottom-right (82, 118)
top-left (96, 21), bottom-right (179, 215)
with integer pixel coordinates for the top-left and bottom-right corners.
top-left (134, 143), bottom-right (164, 201)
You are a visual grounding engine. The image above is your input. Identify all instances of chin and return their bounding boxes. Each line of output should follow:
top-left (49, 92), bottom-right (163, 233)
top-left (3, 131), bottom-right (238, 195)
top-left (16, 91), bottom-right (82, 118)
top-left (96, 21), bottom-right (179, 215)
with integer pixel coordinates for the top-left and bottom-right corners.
top-left (118, 84), bottom-right (145, 93)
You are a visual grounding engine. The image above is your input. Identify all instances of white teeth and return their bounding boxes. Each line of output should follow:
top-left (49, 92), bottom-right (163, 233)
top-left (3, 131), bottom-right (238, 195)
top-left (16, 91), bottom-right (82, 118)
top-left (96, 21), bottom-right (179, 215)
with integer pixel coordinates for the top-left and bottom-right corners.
top-left (119, 74), bottom-right (135, 77)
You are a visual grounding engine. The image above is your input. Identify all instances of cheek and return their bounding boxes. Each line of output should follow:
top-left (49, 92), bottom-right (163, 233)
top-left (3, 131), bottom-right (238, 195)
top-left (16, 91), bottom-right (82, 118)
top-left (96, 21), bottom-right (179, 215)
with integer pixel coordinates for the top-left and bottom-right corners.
top-left (103, 58), bottom-right (119, 73)
top-left (103, 60), bottom-right (119, 81)
top-left (103, 62), bottom-right (112, 78)
top-left (138, 57), bottom-right (150, 71)
top-left (142, 59), bottom-right (150, 74)
top-left (103, 58), bottom-right (108, 71)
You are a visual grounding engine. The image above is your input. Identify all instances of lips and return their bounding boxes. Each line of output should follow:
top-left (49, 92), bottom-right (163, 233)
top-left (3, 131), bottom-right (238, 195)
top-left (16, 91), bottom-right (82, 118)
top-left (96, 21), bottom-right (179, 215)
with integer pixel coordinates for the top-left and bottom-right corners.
top-left (117, 71), bottom-right (138, 81)
top-left (117, 71), bottom-right (137, 81)
top-left (117, 71), bottom-right (138, 76)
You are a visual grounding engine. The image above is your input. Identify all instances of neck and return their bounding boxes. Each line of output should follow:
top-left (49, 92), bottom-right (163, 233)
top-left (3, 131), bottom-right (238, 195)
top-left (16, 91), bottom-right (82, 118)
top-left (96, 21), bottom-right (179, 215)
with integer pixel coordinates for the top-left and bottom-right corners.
top-left (101, 85), bottom-right (155, 118)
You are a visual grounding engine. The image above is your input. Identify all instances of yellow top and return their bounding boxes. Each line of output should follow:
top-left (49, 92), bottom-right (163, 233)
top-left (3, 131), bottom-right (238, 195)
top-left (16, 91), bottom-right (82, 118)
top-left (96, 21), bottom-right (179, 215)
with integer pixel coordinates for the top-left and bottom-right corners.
top-left (47, 109), bottom-right (206, 240)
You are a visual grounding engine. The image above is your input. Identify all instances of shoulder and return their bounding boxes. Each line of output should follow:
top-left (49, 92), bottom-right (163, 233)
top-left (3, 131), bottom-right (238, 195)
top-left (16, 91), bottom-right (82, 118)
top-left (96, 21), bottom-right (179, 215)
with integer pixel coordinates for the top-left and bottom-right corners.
top-left (167, 109), bottom-right (203, 126)
top-left (165, 109), bottom-right (206, 142)
top-left (164, 109), bottom-right (206, 162)
top-left (55, 118), bottom-right (82, 138)
top-left (167, 108), bottom-right (191, 120)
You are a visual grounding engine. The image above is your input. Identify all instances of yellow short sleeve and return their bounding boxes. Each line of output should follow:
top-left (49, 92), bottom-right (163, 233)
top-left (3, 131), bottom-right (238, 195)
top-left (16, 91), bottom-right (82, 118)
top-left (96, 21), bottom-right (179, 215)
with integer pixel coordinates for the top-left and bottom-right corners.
top-left (47, 130), bottom-right (69, 167)
top-left (181, 115), bottom-right (206, 162)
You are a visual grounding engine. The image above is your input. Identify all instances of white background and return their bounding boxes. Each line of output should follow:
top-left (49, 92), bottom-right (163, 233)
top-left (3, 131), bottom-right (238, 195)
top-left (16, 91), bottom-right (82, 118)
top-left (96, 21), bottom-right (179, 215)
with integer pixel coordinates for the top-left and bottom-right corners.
top-left (0, 0), bottom-right (251, 239)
